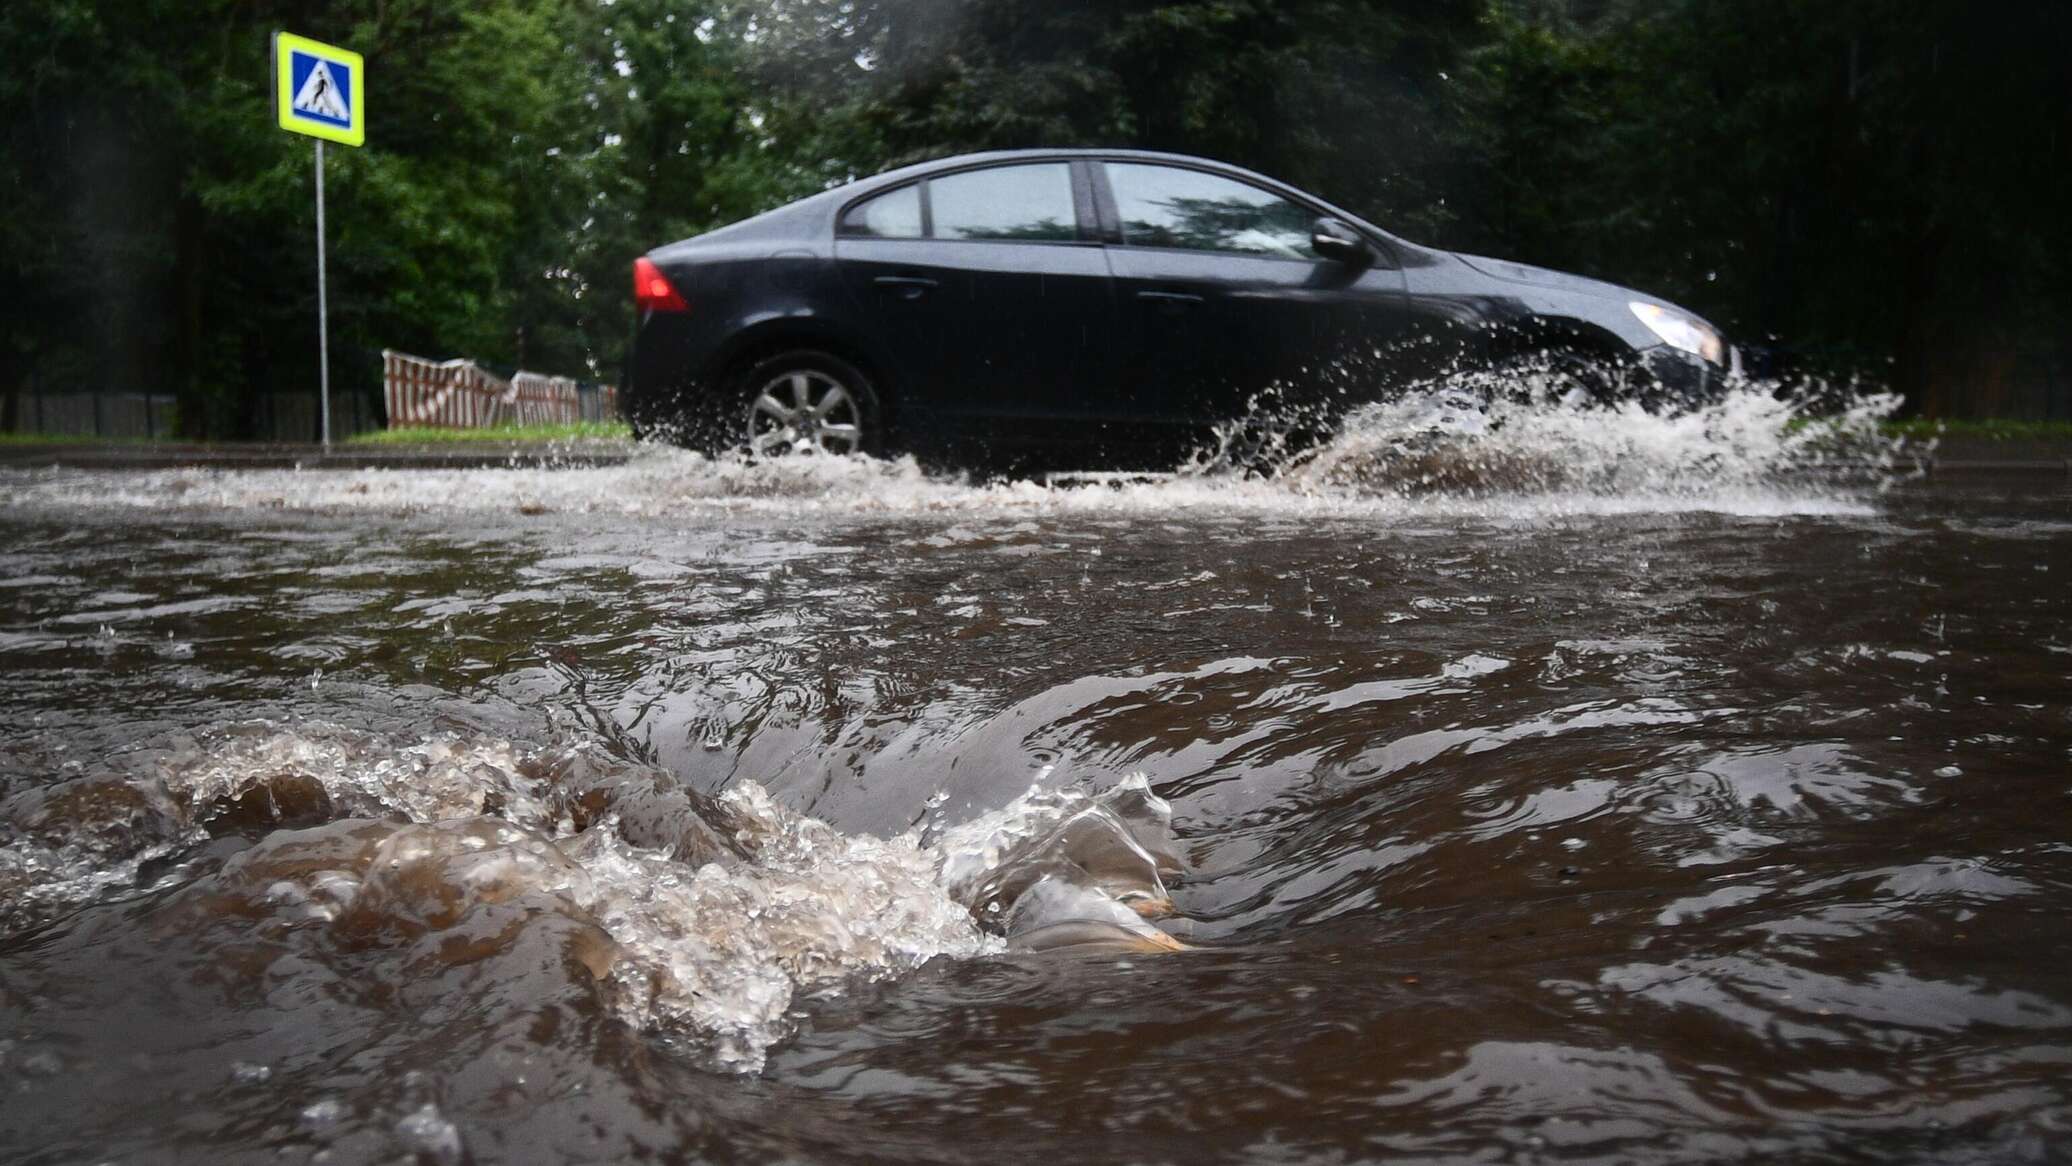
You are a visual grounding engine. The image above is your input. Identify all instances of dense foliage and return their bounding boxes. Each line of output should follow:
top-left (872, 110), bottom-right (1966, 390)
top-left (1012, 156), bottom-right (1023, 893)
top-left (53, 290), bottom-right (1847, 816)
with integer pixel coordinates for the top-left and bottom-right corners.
top-left (2, 0), bottom-right (2064, 435)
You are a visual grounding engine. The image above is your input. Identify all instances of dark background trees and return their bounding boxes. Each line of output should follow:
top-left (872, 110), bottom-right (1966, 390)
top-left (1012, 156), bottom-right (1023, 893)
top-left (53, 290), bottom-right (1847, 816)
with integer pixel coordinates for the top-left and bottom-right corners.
top-left (3, 0), bottom-right (2065, 436)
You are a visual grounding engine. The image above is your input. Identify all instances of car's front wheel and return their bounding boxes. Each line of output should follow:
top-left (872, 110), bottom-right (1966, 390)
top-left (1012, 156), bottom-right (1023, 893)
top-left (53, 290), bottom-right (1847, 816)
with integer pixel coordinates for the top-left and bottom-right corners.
top-left (736, 351), bottom-right (882, 458)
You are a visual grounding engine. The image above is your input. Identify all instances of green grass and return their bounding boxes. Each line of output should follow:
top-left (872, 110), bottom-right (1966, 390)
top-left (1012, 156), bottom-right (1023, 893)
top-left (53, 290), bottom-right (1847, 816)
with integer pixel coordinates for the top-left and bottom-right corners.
top-left (346, 420), bottom-right (633, 445)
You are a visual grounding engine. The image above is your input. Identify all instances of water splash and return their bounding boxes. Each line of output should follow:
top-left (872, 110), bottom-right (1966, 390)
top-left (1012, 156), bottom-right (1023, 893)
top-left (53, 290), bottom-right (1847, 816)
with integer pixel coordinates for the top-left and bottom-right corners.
top-left (0, 771), bottom-right (195, 935)
top-left (0, 384), bottom-right (1904, 520)
top-left (3, 722), bottom-right (1186, 1072)
top-left (941, 774), bottom-right (1184, 951)
top-left (1274, 382), bottom-right (1904, 502)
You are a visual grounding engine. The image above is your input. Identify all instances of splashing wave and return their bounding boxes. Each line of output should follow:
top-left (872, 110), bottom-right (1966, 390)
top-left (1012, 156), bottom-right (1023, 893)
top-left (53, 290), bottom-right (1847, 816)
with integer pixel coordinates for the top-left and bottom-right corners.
top-left (0, 386), bottom-right (1905, 520)
top-left (0, 722), bottom-right (1183, 1072)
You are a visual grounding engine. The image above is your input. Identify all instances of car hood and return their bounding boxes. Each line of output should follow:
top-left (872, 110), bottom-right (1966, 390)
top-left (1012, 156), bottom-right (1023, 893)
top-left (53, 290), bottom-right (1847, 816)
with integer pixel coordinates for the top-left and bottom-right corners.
top-left (1452, 252), bottom-right (1633, 302)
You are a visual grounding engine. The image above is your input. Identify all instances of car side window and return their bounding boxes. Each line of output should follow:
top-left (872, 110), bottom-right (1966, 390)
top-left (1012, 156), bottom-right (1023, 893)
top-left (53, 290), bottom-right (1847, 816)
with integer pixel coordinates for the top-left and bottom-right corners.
top-left (1106, 163), bottom-right (1319, 260)
top-left (839, 184), bottom-right (924, 239)
top-left (928, 164), bottom-right (1078, 243)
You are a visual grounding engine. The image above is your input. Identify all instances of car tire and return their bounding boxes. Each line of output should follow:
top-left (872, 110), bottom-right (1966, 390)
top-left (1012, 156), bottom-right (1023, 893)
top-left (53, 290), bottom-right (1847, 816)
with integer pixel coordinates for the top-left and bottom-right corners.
top-left (732, 350), bottom-right (883, 459)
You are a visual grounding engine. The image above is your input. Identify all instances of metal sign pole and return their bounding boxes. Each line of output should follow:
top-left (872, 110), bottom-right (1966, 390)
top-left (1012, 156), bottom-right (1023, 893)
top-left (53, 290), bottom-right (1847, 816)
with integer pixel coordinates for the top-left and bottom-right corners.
top-left (277, 31), bottom-right (361, 444)
top-left (316, 138), bottom-right (331, 447)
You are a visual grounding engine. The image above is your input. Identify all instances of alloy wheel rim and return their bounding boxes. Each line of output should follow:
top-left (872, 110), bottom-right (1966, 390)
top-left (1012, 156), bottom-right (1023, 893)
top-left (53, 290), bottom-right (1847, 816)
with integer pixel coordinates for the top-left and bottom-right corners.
top-left (746, 370), bottom-right (863, 456)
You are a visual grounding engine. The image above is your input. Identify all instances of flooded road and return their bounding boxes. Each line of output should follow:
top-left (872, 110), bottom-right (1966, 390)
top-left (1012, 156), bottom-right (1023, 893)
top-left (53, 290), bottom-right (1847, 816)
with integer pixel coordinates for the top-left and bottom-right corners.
top-left (2, 394), bottom-right (2069, 1163)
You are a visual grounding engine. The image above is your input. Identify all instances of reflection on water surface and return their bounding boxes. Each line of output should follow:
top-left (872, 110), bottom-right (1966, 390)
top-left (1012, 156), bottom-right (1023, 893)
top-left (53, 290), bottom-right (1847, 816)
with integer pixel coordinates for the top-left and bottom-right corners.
top-left (1, 400), bottom-right (2068, 1162)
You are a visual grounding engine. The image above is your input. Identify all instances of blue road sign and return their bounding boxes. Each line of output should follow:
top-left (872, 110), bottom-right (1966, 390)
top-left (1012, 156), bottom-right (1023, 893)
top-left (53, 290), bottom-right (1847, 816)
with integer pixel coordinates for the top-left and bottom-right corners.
top-left (274, 32), bottom-right (364, 146)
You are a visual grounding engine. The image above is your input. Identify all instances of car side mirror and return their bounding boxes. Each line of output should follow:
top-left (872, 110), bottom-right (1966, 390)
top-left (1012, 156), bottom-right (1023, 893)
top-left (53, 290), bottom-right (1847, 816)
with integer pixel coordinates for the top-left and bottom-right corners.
top-left (1311, 217), bottom-right (1370, 263)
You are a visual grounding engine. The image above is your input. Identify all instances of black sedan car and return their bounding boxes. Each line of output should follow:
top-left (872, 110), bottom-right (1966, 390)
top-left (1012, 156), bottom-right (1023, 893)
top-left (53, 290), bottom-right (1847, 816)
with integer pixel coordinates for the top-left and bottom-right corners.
top-left (627, 149), bottom-right (1732, 466)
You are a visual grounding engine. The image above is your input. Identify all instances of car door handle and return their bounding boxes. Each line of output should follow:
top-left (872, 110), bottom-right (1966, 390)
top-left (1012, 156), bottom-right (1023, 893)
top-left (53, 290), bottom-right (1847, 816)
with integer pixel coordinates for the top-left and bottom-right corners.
top-left (1137, 290), bottom-right (1205, 308)
top-left (873, 275), bottom-right (938, 300)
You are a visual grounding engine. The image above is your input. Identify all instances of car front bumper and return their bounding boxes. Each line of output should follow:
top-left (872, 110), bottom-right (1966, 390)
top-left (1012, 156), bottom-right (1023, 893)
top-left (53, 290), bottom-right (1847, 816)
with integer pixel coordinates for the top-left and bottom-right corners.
top-left (1635, 343), bottom-right (1735, 407)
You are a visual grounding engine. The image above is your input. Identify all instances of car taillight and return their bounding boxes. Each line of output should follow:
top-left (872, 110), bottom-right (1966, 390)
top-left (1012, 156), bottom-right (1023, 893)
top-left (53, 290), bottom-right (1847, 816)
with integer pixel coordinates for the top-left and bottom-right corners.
top-left (633, 257), bottom-right (689, 314)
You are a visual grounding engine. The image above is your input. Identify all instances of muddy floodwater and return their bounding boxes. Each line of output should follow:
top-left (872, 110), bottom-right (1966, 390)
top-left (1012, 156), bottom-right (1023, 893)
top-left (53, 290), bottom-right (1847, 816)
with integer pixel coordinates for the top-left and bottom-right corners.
top-left (2, 395), bottom-right (2069, 1163)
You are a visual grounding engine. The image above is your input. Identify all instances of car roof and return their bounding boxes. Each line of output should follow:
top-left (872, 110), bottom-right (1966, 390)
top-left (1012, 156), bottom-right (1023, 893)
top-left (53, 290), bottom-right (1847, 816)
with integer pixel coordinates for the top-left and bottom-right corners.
top-left (847, 148), bottom-right (1335, 206)
top-left (656, 148), bottom-right (1422, 257)
top-left (859, 147), bottom-right (1256, 183)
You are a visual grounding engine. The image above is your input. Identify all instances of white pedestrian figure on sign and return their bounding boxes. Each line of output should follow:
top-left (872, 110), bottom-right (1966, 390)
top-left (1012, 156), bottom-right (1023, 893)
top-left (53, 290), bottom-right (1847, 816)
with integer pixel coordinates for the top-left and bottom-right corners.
top-left (293, 60), bottom-right (349, 121)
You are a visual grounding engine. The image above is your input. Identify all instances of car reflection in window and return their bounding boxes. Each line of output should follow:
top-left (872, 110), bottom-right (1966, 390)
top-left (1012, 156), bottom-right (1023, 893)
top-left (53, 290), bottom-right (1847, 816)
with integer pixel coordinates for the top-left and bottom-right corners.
top-left (1120, 198), bottom-right (1316, 258)
top-left (949, 217), bottom-right (1078, 242)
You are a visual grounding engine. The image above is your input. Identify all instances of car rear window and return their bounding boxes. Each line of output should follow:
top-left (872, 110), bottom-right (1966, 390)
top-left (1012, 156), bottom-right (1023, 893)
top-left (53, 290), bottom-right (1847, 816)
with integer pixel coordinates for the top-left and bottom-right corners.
top-left (839, 184), bottom-right (924, 238)
top-left (928, 164), bottom-right (1078, 243)
top-left (1106, 163), bottom-right (1318, 260)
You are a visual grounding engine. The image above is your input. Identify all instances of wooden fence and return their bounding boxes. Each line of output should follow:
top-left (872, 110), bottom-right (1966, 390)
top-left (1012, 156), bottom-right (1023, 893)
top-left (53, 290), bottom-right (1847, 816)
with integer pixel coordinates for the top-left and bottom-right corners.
top-left (383, 350), bottom-right (616, 429)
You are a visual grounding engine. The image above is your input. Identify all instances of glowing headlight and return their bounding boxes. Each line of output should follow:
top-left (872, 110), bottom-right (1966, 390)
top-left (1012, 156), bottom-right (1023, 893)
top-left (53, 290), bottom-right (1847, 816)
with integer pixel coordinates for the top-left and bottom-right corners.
top-left (1630, 302), bottom-right (1725, 365)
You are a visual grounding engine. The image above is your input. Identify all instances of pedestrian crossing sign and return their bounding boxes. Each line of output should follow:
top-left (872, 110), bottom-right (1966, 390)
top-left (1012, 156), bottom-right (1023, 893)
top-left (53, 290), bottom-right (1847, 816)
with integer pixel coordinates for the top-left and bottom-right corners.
top-left (274, 32), bottom-right (364, 146)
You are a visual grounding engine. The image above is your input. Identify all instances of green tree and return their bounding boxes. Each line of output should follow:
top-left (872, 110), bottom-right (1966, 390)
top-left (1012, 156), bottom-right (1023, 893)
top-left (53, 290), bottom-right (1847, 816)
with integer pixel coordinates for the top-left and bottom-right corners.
top-left (5, 0), bottom-right (645, 435)
top-left (565, 0), bottom-right (833, 385)
top-left (744, 0), bottom-right (1485, 239)
top-left (4, 0), bottom-right (2066, 432)
top-left (1452, 0), bottom-right (2072, 416)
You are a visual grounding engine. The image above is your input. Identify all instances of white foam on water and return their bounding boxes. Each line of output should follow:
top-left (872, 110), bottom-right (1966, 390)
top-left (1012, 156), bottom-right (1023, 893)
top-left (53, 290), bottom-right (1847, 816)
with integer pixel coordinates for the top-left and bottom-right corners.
top-left (0, 830), bottom-right (192, 936)
top-left (0, 387), bottom-right (1904, 521)
top-left (5, 723), bottom-right (1183, 1072)
top-left (158, 723), bottom-right (558, 829)
top-left (565, 790), bottom-right (991, 1070)
top-left (0, 765), bottom-right (198, 935)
